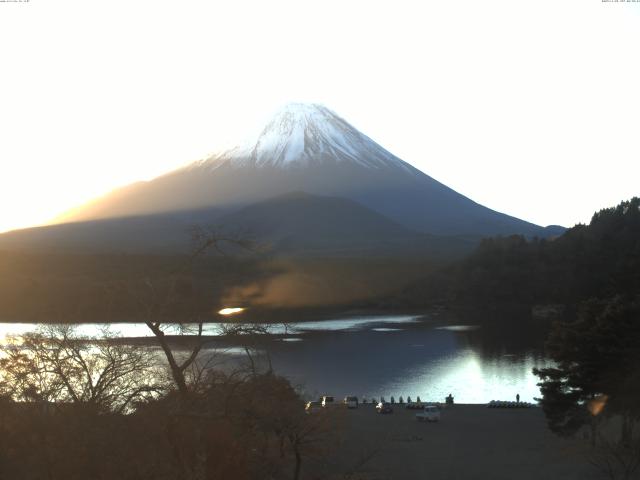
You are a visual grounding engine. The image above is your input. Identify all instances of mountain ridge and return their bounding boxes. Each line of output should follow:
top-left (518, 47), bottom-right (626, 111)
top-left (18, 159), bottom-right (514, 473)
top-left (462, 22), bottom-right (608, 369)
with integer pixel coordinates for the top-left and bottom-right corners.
top-left (56, 103), bottom-right (552, 236)
top-left (0, 192), bottom-right (476, 258)
top-left (8, 102), bottom-right (563, 255)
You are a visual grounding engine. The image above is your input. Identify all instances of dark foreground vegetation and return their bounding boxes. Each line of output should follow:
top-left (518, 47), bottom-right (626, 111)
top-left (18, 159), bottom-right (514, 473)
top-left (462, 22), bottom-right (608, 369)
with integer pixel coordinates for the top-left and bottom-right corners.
top-left (0, 198), bottom-right (638, 479)
top-left (0, 324), bottom-right (359, 480)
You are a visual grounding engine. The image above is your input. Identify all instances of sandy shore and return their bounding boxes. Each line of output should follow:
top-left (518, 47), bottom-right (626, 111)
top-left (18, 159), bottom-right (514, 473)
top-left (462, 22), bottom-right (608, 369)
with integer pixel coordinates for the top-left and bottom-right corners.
top-left (321, 404), bottom-right (594, 480)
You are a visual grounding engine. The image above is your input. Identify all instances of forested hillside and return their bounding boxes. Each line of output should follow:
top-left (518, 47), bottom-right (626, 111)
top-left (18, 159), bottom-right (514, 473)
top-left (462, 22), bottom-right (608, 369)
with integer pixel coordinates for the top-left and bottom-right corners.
top-left (399, 197), bottom-right (640, 316)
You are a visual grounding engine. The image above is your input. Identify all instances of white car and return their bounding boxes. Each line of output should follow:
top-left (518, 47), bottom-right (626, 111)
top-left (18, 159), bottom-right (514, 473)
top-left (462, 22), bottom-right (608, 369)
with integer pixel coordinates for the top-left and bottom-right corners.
top-left (416, 405), bottom-right (441, 422)
top-left (305, 401), bottom-right (322, 414)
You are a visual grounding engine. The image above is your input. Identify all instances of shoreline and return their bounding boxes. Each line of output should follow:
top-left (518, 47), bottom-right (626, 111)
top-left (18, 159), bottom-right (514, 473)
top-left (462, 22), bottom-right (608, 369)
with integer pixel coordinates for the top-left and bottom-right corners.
top-left (324, 403), bottom-right (590, 479)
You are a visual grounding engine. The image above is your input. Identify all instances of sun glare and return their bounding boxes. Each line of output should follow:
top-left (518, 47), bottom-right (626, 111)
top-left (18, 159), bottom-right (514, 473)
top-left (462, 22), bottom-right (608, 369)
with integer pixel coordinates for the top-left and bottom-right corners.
top-left (588, 394), bottom-right (608, 416)
top-left (218, 307), bottom-right (245, 316)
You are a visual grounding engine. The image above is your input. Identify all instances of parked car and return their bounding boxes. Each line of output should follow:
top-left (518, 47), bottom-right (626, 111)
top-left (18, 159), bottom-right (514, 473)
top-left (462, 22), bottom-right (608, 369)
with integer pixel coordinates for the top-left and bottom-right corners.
top-left (343, 396), bottom-right (359, 409)
top-left (376, 402), bottom-right (393, 414)
top-left (416, 405), bottom-right (441, 422)
top-left (321, 396), bottom-right (335, 408)
top-left (305, 401), bottom-right (322, 414)
top-left (406, 401), bottom-right (423, 410)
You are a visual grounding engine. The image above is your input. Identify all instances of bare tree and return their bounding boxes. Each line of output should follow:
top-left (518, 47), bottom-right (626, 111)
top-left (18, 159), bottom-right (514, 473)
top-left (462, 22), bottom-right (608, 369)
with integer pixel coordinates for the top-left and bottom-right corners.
top-left (0, 324), bottom-right (162, 413)
top-left (131, 226), bottom-right (255, 396)
top-left (589, 434), bottom-right (640, 480)
top-left (220, 322), bottom-right (278, 376)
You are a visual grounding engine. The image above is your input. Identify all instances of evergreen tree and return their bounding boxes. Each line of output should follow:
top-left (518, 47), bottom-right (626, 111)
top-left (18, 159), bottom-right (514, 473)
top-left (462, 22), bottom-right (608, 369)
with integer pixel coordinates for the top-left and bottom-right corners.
top-left (535, 296), bottom-right (640, 441)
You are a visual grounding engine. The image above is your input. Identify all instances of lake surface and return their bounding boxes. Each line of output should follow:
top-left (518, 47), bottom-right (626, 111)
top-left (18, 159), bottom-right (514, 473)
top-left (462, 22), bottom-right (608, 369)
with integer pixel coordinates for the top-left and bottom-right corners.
top-left (0, 315), bottom-right (550, 404)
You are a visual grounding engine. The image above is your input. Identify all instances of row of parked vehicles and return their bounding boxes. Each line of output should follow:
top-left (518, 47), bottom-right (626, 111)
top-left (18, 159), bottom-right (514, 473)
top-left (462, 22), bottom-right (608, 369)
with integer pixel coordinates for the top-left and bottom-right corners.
top-left (374, 401), bottom-right (440, 421)
top-left (305, 396), bottom-right (441, 421)
top-left (487, 400), bottom-right (533, 408)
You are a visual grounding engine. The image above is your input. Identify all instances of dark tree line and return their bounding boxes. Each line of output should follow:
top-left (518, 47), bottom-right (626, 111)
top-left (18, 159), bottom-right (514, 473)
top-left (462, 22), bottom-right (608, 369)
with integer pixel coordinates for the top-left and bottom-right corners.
top-left (404, 197), bottom-right (640, 318)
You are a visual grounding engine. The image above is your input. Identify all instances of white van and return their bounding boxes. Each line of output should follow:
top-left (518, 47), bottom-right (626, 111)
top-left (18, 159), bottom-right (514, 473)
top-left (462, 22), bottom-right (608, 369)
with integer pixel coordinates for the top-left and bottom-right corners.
top-left (416, 405), bottom-right (441, 422)
top-left (321, 396), bottom-right (335, 407)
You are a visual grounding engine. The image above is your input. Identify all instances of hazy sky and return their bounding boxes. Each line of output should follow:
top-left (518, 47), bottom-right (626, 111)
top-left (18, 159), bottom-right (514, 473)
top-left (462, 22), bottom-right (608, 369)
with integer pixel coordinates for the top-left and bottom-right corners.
top-left (1, 0), bottom-right (639, 233)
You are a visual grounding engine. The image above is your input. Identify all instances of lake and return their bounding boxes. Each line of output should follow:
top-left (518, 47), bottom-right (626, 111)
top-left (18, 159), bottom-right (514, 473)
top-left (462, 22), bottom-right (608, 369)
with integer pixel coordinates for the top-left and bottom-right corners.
top-left (0, 314), bottom-right (550, 404)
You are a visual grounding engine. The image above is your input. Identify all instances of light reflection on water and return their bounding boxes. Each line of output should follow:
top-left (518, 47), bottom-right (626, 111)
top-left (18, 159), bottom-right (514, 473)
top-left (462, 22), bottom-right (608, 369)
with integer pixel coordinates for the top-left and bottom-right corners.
top-left (0, 315), bottom-right (549, 404)
top-left (435, 325), bottom-right (481, 332)
top-left (374, 348), bottom-right (547, 404)
top-left (291, 315), bottom-right (421, 332)
top-left (0, 315), bottom-right (422, 340)
top-left (261, 321), bottom-right (550, 404)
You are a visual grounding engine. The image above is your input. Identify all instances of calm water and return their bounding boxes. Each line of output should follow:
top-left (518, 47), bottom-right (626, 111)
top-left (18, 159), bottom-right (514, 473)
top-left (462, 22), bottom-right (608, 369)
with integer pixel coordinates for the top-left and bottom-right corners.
top-left (0, 315), bottom-right (550, 404)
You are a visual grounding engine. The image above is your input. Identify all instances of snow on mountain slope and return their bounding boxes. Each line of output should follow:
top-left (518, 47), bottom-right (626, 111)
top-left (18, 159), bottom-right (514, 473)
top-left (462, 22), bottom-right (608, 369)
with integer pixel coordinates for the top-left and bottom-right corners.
top-left (197, 103), bottom-right (417, 173)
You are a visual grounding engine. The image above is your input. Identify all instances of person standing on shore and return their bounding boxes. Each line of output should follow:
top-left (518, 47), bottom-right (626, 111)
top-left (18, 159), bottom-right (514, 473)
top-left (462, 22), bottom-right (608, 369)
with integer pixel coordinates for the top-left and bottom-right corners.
top-left (516, 393), bottom-right (520, 403)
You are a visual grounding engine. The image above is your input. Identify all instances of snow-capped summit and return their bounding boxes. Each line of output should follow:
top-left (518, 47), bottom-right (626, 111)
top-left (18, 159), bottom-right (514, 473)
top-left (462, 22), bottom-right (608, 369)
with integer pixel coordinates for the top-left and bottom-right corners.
top-left (200, 103), bottom-right (416, 173)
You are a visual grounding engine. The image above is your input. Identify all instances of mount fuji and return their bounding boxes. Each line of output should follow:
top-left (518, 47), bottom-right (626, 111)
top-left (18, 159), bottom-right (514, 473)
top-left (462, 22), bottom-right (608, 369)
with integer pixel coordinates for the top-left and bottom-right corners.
top-left (0, 103), bottom-right (562, 255)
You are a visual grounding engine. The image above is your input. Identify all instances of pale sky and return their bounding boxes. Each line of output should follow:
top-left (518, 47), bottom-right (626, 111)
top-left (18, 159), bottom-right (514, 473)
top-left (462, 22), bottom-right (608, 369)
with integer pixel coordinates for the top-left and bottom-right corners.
top-left (1, 0), bottom-right (639, 233)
